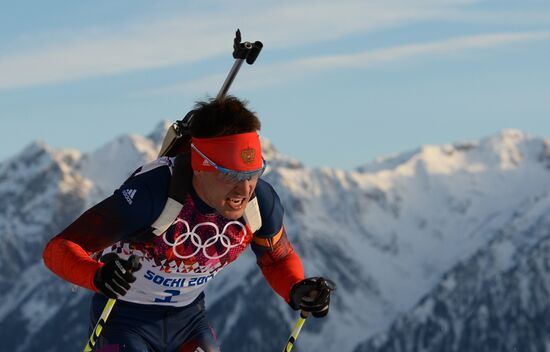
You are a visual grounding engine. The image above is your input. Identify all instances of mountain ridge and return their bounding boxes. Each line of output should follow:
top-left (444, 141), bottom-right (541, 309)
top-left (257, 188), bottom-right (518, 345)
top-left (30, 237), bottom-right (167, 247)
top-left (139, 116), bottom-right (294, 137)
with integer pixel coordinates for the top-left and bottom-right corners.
top-left (0, 126), bottom-right (549, 351)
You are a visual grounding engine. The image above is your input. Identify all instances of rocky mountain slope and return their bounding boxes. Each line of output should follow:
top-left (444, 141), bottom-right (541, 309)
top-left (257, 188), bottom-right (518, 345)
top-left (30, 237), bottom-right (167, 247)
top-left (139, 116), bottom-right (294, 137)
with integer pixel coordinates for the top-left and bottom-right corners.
top-left (0, 127), bottom-right (549, 352)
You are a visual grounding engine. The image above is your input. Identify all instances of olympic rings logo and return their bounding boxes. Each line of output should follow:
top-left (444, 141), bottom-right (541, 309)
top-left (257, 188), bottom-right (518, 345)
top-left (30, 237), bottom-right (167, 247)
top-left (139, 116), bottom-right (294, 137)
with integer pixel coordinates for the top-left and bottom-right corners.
top-left (163, 219), bottom-right (248, 260)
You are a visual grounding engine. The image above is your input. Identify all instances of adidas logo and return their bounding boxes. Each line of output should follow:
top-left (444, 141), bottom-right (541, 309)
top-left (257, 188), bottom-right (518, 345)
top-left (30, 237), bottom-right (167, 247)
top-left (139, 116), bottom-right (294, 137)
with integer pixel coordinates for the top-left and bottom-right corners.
top-left (122, 189), bottom-right (137, 205)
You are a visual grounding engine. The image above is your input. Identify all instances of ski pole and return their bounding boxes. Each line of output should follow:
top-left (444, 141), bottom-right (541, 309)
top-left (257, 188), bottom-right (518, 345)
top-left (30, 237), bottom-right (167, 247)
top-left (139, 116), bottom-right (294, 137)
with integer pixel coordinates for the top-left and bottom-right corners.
top-left (216, 28), bottom-right (263, 101)
top-left (83, 255), bottom-right (141, 352)
top-left (158, 28), bottom-right (263, 157)
top-left (83, 298), bottom-right (116, 352)
top-left (282, 278), bottom-right (336, 352)
top-left (283, 311), bottom-right (309, 352)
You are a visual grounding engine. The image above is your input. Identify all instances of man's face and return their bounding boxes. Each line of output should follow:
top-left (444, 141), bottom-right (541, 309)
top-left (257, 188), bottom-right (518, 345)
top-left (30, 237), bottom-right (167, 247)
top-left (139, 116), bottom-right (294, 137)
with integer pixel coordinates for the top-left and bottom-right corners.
top-left (192, 171), bottom-right (259, 220)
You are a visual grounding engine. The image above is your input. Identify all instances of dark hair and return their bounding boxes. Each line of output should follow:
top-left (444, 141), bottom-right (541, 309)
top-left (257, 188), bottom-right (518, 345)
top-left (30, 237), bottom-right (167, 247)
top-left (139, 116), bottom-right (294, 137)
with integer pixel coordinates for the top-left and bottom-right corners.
top-left (189, 96), bottom-right (261, 138)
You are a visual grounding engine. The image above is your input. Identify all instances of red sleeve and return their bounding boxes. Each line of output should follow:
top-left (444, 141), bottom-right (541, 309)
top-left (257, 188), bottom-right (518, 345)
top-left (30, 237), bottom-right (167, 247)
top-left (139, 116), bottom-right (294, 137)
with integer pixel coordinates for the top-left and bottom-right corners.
top-left (43, 174), bottom-right (158, 291)
top-left (42, 196), bottom-right (135, 292)
top-left (251, 226), bottom-right (305, 302)
top-left (43, 237), bottom-right (103, 292)
top-left (42, 204), bottom-right (119, 292)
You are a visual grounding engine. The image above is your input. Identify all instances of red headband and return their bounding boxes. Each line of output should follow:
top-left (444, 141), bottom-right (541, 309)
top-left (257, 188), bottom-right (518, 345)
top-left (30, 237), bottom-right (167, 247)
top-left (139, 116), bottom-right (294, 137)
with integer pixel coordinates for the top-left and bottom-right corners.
top-left (191, 132), bottom-right (263, 171)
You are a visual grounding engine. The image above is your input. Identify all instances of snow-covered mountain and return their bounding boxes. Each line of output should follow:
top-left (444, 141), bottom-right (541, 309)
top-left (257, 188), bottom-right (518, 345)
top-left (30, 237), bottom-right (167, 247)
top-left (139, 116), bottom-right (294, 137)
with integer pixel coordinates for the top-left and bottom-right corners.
top-left (0, 127), bottom-right (549, 352)
top-left (355, 191), bottom-right (550, 352)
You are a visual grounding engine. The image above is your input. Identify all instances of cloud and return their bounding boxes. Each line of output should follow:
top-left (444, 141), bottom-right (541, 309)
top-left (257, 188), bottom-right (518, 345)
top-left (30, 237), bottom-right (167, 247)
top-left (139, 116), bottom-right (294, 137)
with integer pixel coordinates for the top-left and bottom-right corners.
top-left (287, 31), bottom-right (550, 70)
top-left (0, 0), bottom-right (482, 90)
top-left (150, 31), bottom-right (550, 95)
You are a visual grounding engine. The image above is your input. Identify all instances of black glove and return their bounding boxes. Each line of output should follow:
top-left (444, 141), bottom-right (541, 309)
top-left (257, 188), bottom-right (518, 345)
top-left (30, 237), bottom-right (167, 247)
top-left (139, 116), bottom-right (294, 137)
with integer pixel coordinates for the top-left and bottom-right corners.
top-left (289, 277), bottom-right (336, 318)
top-left (94, 253), bottom-right (142, 299)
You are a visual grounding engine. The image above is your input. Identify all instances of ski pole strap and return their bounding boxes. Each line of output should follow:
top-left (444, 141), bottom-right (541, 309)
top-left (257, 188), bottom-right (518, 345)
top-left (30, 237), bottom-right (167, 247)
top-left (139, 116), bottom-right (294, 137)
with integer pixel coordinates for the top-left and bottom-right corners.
top-left (283, 311), bottom-right (309, 352)
top-left (83, 298), bottom-right (117, 352)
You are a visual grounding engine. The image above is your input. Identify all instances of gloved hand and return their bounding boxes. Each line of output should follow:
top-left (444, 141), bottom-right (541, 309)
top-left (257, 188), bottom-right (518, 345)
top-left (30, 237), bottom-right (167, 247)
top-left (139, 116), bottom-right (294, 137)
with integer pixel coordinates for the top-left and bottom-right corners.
top-left (289, 277), bottom-right (336, 318)
top-left (93, 253), bottom-right (142, 299)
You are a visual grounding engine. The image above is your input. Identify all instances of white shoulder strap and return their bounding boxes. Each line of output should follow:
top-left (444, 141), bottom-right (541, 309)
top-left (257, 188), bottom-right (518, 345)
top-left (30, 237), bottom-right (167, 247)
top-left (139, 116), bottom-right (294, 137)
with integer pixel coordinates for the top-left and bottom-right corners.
top-left (150, 197), bottom-right (184, 236)
top-left (243, 195), bottom-right (262, 233)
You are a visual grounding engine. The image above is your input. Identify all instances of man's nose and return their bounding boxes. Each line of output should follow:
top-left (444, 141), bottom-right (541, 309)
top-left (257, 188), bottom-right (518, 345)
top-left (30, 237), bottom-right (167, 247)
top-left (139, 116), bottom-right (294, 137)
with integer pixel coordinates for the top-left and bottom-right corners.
top-left (234, 178), bottom-right (252, 193)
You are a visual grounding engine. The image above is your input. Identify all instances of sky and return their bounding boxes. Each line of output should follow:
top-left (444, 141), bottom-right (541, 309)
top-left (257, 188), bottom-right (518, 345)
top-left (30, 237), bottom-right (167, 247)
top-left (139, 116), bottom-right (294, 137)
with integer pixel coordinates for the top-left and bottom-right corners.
top-left (0, 0), bottom-right (549, 170)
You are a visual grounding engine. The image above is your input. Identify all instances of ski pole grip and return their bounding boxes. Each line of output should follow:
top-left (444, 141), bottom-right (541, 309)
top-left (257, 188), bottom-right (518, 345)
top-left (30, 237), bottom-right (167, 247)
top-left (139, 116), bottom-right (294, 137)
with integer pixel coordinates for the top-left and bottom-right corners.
top-left (128, 255), bottom-right (141, 272)
top-left (216, 29), bottom-right (262, 101)
top-left (232, 29), bottom-right (263, 64)
top-left (246, 41), bottom-right (263, 64)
